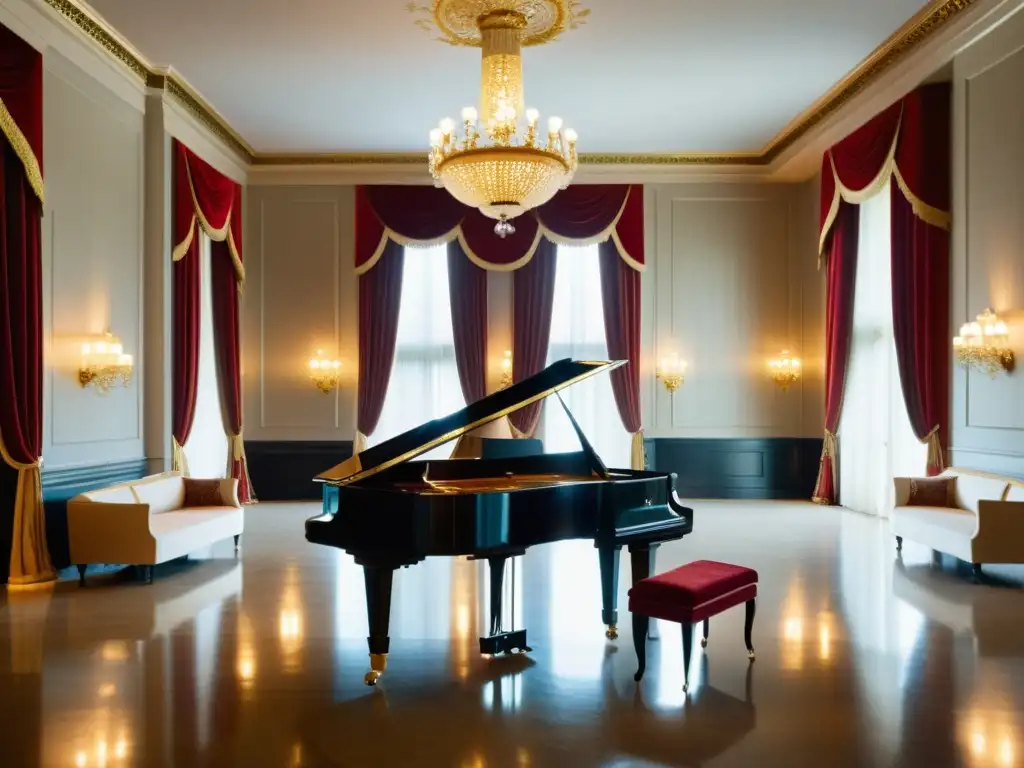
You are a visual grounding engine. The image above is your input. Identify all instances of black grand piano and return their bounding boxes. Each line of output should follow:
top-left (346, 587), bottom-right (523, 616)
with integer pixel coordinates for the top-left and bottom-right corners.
top-left (306, 358), bottom-right (693, 685)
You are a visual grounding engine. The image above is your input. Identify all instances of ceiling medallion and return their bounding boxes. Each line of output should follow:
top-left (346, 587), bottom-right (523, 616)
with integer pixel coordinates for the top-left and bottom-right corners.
top-left (416, 0), bottom-right (587, 236)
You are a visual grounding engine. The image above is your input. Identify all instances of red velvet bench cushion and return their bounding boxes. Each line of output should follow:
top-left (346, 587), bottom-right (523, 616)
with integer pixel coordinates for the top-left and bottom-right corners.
top-left (629, 560), bottom-right (758, 624)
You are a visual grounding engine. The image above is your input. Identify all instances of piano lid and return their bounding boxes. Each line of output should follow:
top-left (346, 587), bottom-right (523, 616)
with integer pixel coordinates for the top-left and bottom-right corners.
top-left (316, 358), bottom-right (625, 486)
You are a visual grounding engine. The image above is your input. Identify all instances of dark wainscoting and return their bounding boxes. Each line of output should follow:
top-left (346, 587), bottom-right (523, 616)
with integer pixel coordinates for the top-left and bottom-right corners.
top-left (247, 441), bottom-right (354, 501)
top-left (645, 437), bottom-right (823, 500)
top-left (41, 458), bottom-right (150, 571)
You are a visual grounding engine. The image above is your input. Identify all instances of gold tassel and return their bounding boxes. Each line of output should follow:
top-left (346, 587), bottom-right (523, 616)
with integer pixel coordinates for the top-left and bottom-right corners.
top-left (353, 431), bottom-right (368, 455)
top-left (630, 430), bottom-right (646, 471)
top-left (811, 430), bottom-right (838, 505)
top-left (923, 424), bottom-right (944, 474)
top-left (171, 437), bottom-right (190, 476)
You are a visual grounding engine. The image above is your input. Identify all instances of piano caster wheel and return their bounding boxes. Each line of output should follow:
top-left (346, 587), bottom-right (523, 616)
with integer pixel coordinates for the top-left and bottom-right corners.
top-left (364, 653), bottom-right (387, 686)
top-left (700, 638), bottom-right (708, 649)
top-left (364, 670), bottom-right (383, 686)
top-left (605, 624), bottom-right (618, 640)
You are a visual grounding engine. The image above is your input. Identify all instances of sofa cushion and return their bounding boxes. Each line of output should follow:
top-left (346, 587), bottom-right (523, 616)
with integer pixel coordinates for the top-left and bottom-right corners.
top-left (948, 471), bottom-right (1009, 514)
top-left (182, 478), bottom-right (227, 508)
top-left (151, 507), bottom-right (243, 562)
top-left (132, 476), bottom-right (185, 515)
top-left (892, 504), bottom-right (979, 560)
top-left (908, 477), bottom-right (956, 508)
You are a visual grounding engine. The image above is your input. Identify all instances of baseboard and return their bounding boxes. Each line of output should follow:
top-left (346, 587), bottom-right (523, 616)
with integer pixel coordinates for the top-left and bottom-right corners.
top-left (645, 437), bottom-right (823, 500)
top-left (38, 458), bottom-right (150, 572)
top-left (246, 441), bottom-right (354, 501)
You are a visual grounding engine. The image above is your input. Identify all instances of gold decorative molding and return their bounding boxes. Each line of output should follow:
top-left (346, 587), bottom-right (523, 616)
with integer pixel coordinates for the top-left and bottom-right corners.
top-left (407, 0), bottom-right (589, 47)
top-left (44, 0), bottom-right (979, 168)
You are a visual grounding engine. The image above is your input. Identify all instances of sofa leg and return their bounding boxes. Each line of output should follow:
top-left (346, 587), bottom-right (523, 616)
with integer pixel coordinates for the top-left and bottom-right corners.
top-left (76, 564), bottom-right (87, 586)
top-left (234, 534), bottom-right (241, 551)
top-left (972, 563), bottom-right (983, 582)
top-left (701, 618), bottom-right (709, 649)
top-left (895, 536), bottom-right (903, 553)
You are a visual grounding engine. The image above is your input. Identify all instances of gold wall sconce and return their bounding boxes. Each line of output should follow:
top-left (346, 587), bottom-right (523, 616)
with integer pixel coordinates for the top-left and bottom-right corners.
top-left (78, 332), bottom-right (133, 392)
top-left (655, 353), bottom-right (687, 393)
top-left (308, 350), bottom-right (342, 393)
top-left (953, 309), bottom-right (1014, 377)
top-left (499, 349), bottom-right (513, 389)
top-left (768, 350), bottom-right (801, 391)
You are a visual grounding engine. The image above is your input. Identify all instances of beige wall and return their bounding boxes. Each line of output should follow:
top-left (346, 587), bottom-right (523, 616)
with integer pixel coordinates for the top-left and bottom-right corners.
top-left (41, 50), bottom-right (145, 470)
top-left (245, 180), bottom-right (823, 442)
top-left (243, 186), bottom-right (358, 441)
top-left (641, 180), bottom-right (823, 439)
top-left (950, 8), bottom-right (1024, 476)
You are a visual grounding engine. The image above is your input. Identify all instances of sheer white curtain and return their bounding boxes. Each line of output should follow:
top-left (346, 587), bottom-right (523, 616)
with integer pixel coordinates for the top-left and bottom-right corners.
top-left (183, 233), bottom-right (230, 479)
top-left (539, 244), bottom-right (629, 468)
top-left (839, 181), bottom-right (926, 517)
top-left (372, 244), bottom-right (465, 459)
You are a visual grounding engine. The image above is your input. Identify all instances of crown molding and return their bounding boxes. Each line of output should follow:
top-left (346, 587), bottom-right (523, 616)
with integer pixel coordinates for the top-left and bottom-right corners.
top-left (40, 0), bottom-right (985, 176)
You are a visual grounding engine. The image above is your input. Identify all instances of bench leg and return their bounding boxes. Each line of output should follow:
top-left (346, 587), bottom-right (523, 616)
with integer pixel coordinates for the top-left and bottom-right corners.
top-left (701, 618), bottom-right (709, 648)
top-left (895, 536), bottom-right (903, 553)
top-left (744, 599), bottom-right (756, 661)
top-left (234, 534), bottom-right (241, 551)
top-left (76, 564), bottom-right (87, 586)
top-left (632, 612), bottom-right (649, 682)
top-left (682, 622), bottom-right (694, 692)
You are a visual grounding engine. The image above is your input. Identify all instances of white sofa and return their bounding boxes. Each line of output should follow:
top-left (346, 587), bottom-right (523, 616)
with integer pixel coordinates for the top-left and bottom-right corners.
top-left (891, 468), bottom-right (1024, 576)
top-left (68, 471), bottom-right (244, 584)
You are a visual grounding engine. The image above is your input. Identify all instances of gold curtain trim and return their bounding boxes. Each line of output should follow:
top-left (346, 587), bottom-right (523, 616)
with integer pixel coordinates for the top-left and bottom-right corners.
top-left (0, 96), bottom-right (44, 205)
top-left (892, 164), bottom-right (951, 231)
top-left (818, 157), bottom-right (842, 264)
top-left (226, 225), bottom-right (246, 283)
top-left (354, 224), bottom-right (462, 276)
top-left (227, 431), bottom-right (257, 504)
top-left (172, 216), bottom-right (196, 262)
top-left (4, 465), bottom-right (55, 587)
top-left (630, 430), bottom-right (646, 471)
top-left (811, 429), bottom-right (839, 505)
top-left (922, 424), bottom-right (945, 473)
top-left (186, 159), bottom-right (231, 241)
top-left (538, 190), bottom-right (629, 251)
top-left (353, 431), bottom-right (368, 455)
top-left (508, 419), bottom-right (530, 440)
top-left (610, 229), bottom-right (645, 272)
top-left (171, 436), bottom-right (190, 476)
top-left (457, 224), bottom-right (542, 272)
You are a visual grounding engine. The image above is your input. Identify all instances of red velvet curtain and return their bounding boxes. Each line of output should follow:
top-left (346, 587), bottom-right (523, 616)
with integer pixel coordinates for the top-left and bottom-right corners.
top-left (172, 141), bottom-right (249, 486)
top-left (598, 239), bottom-right (644, 469)
top-left (211, 195), bottom-right (255, 503)
top-left (818, 84), bottom-right (952, 485)
top-left (355, 184), bottom-right (643, 272)
top-left (890, 84), bottom-right (951, 476)
top-left (1, 23), bottom-right (52, 585)
top-left (812, 202), bottom-right (859, 505)
top-left (356, 240), bottom-right (405, 452)
top-left (509, 238), bottom-right (557, 438)
top-left (447, 240), bottom-right (487, 404)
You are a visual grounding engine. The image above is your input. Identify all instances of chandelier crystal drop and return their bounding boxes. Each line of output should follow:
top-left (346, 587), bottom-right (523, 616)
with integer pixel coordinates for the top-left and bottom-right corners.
top-left (426, 4), bottom-right (580, 235)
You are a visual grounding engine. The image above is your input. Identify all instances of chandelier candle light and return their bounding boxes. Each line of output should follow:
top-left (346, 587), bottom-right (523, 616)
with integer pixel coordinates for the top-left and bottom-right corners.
top-left (79, 332), bottom-right (133, 392)
top-left (953, 309), bottom-right (1014, 376)
top-left (309, 350), bottom-right (342, 394)
top-left (421, 0), bottom-right (586, 237)
top-left (768, 351), bottom-right (801, 390)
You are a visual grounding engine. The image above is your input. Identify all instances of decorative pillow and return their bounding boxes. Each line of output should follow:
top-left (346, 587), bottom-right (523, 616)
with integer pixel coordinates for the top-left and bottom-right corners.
top-left (907, 477), bottom-right (957, 508)
top-left (182, 478), bottom-right (225, 508)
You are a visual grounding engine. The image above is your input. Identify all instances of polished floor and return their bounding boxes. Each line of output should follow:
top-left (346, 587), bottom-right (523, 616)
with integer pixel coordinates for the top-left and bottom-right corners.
top-left (2, 501), bottom-right (1024, 767)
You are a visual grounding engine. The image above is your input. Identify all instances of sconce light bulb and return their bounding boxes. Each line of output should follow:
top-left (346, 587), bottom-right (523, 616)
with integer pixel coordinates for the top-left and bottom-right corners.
top-left (547, 116), bottom-right (563, 133)
top-left (461, 106), bottom-right (478, 123)
top-left (439, 117), bottom-right (455, 135)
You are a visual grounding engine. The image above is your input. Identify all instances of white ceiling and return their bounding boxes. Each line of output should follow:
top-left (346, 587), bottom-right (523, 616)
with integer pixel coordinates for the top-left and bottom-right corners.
top-left (86, 0), bottom-right (930, 154)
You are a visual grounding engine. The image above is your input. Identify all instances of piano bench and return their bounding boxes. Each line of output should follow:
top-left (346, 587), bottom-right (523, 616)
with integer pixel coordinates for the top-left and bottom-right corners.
top-left (628, 560), bottom-right (758, 690)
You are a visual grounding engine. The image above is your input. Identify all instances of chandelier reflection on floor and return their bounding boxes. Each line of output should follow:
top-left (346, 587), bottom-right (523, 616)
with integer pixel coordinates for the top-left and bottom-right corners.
top-left (417, 0), bottom-right (588, 237)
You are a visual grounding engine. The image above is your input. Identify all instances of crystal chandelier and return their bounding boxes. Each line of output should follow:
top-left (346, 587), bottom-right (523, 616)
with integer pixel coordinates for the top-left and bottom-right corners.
top-left (424, 3), bottom-right (582, 237)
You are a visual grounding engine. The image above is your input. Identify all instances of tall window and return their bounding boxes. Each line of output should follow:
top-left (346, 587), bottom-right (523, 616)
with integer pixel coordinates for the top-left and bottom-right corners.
top-left (540, 245), bottom-right (629, 468)
top-left (183, 233), bottom-right (229, 478)
top-left (373, 245), bottom-right (465, 459)
top-left (839, 182), bottom-right (926, 517)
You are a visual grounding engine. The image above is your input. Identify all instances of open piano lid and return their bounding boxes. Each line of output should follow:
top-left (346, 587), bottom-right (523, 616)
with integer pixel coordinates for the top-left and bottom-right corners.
top-left (316, 358), bottom-right (625, 486)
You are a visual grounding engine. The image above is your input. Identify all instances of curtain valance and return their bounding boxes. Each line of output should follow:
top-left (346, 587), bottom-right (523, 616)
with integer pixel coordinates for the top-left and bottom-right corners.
top-left (355, 184), bottom-right (644, 274)
top-left (0, 24), bottom-right (43, 204)
top-left (819, 84), bottom-right (951, 255)
top-left (172, 141), bottom-right (244, 282)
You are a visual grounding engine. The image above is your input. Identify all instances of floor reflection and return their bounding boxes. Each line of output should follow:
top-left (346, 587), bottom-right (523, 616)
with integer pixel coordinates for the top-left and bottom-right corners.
top-left (1, 500), bottom-right (1023, 767)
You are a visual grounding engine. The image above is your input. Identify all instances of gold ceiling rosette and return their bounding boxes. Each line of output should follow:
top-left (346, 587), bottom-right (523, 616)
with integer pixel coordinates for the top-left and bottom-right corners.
top-left (411, 0), bottom-right (589, 236)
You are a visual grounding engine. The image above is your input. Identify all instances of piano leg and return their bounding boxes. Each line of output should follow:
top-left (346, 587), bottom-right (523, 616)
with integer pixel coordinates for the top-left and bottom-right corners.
top-left (598, 544), bottom-right (621, 639)
top-left (362, 565), bottom-right (395, 686)
top-left (478, 554), bottom-right (530, 656)
top-left (646, 544), bottom-right (660, 640)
